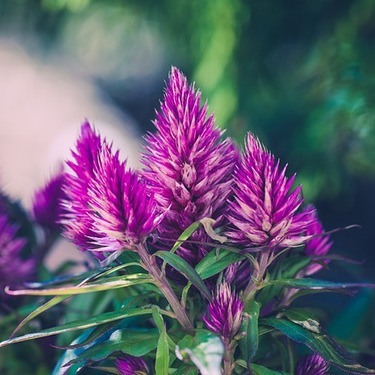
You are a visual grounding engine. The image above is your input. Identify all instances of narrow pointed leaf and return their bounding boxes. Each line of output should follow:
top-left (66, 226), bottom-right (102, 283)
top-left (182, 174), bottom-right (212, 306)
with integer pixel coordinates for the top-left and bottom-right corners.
top-left (262, 318), bottom-right (375, 374)
top-left (241, 300), bottom-right (260, 366)
top-left (0, 308), bottom-right (155, 347)
top-left (268, 278), bottom-right (375, 290)
top-left (195, 249), bottom-right (245, 280)
top-left (155, 251), bottom-right (211, 299)
top-left (6, 274), bottom-right (152, 296)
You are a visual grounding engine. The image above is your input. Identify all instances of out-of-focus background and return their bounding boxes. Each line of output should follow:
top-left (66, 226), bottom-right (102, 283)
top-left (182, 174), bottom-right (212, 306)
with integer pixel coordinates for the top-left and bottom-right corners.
top-left (0, 0), bottom-right (375, 371)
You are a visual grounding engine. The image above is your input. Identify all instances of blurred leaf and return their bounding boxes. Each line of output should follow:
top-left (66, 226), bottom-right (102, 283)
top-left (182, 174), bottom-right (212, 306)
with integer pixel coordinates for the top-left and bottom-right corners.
top-left (236, 360), bottom-right (287, 374)
top-left (176, 330), bottom-right (224, 375)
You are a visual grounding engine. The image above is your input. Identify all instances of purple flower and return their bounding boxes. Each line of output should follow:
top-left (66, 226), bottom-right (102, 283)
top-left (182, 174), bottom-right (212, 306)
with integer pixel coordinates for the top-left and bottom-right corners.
top-left (0, 214), bottom-right (34, 288)
top-left (226, 134), bottom-right (315, 250)
top-left (203, 282), bottom-right (244, 339)
top-left (142, 67), bottom-right (238, 265)
top-left (32, 167), bottom-right (65, 232)
top-left (304, 208), bottom-right (332, 276)
top-left (116, 355), bottom-right (149, 375)
top-left (87, 144), bottom-right (163, 251)
top-left (296, 354), bottom-right (329, 375)
top-left (62, 121), bottom-right (103, 253)
top-left (62, 122), bottom-right (161, 255)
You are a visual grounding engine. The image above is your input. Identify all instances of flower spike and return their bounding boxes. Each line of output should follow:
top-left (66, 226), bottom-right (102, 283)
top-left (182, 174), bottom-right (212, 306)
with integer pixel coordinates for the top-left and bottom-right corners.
top-left (296, 354), bottom-right (329, 375)
top-left (203, 282), bottom-right (244, 340)
top-left (116, 355), bottom-right (149, 375)
top-left (304, 207), bottom-right (332, 275)
top-left (226, 133), bottom-right (315, 250)
top-left (142, 67), bottom-right (238, 265)
top-left (62, 122), bottom-right (161, 255)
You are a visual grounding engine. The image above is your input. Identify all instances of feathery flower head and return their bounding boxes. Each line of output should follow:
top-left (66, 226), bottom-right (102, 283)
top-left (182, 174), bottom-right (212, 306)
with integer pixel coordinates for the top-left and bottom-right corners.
top-left (304, 208), bottom-right (332, 276)
top-left (0, 214), bottom-right (34, 288)
top-left (87, 143), bottom-right (163, 252)
top-left (142, 67), bottom-right (238, 265)
top-left (296, 354), bottom-right (329, 375)
top-left (203, 282), bottom-right (244, 339)
top-left (32, 167), bottom-right (65, 232)
top-left (116, 355), bottom-right (149, 375)
top-left (62, 121), bottom-right (161, 254)
top-left (226, 133), bottom-right (315, 250)
top-left (62, 121), bottom-right (102, 253)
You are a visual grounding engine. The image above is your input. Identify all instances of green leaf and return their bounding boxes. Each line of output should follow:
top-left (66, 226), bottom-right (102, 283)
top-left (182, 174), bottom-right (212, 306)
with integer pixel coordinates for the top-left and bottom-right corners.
top-left (236, 361), bottom-right (287, 374)
top-left (155, 322), bottom-right (169, 374)
top-left (0, 307), bottom-right (156, 347)
top-left (67, 329), bottom-right (159, 365)
top-left (152, 306), bottom-right (170, 375)
top-left (176, 330), bottom-right (224, 375)
top-left (155, 251), bottom-right (211, 300)
top-left (11, 295), bottom-right (69, 337)
top-left (5, 274), bottom-right (152, 296)
top-left (195, 249), bottom-right (245, 280)
top-left (268, 278), bottom-right (375, 290)
top-left (262, 318), bottom-right (375, 374)
top-left (242, 300), bottom-right (261, 366)
top-left (282, 308), bottom-right (323, 334)
top-left (170, 221), bottom-right (202, 253)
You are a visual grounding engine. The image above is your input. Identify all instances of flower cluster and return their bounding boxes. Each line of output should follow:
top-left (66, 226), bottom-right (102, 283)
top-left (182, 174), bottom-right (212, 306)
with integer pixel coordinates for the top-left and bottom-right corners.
top-left (2, 66), bottom-right (370, 375)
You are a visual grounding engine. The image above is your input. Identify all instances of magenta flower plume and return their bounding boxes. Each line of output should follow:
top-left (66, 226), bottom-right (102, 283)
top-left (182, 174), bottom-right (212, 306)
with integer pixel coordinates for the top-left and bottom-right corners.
top-left (116, 355), bottom-right (149, 375)
top-left (32, 167), bottom-right (65, 232)
top-left (0, 214), bottom-right (34, 288)
top-left (62, 121), bottom-right (161, 255)
top-left (62, 121), bottom-right (103, 253)
top-left (226, 133), bottom-right (315, 250)
top-left (304, 208), bottom-right (332, 276)
top-left (203, 282), bottom-right (244, 339)
top-left (87, 144), bottom-right (163, 252)
top-left (296, 354), bottom-right (329, 375)
top-left (142, 67), bottom-right (237, 265)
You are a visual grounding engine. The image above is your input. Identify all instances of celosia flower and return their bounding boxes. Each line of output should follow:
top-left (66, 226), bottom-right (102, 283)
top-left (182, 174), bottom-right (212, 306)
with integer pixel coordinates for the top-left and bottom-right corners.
top-left (62, 121), bottom-right (102, 253)
top-left (0, 214), bottom-right (34, 288)
top-left (226, 134), bottom-right (315, 250)
top-left (62, 122), bottom-right (161, 254)
top-left (142, 67), bottom-right (237, 265)
top-left (116, 355), bottom-right (149, 375)
top-left (304, 208), bottom-right (332, 276)
top-left (32, 167), bottom-right (65, 232)
top-left (87, 144), bottom-right (163, 251)
top-left (296, 354), bottom-right (329, 375)
top-left (203, 282), bottom-right (244, 339)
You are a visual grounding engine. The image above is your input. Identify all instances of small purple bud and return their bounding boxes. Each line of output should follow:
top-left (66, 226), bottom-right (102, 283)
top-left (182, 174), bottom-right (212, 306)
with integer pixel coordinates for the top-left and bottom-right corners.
top-left (226, 133), bottom-right (315, 250)
top-left (304, 207), bottom-right (332, 276)
top-left (296, 354), bottom-right (329, 375)
top-left (32, 167), bottom-right (65, 232)
top-left (203, 282), bottom-right (244, 339)
top-left (0, 214), bottom-right (34, 289)
top-left (116, 355), bottom-right (149, 375)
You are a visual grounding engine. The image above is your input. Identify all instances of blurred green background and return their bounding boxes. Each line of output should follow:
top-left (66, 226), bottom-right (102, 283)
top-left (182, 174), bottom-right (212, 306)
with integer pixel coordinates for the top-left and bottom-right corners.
top-left (1, 0), bottom-right (375, 372)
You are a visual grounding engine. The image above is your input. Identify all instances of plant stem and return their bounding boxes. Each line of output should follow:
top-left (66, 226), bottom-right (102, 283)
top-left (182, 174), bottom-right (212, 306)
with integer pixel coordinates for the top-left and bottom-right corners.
top-left (243, 250), bottom-right (272, 301)
top-left (136, 244), bottom-right (193, 331)
top-left (223, 339), bottom-right (236, 375)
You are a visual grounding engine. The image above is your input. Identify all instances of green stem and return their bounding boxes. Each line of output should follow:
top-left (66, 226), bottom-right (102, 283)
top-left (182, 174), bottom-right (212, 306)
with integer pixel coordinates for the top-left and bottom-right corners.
top-left (136, 244), bottom-right (193, 331)
top-left (223, 339), bottom-right (236, 375)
